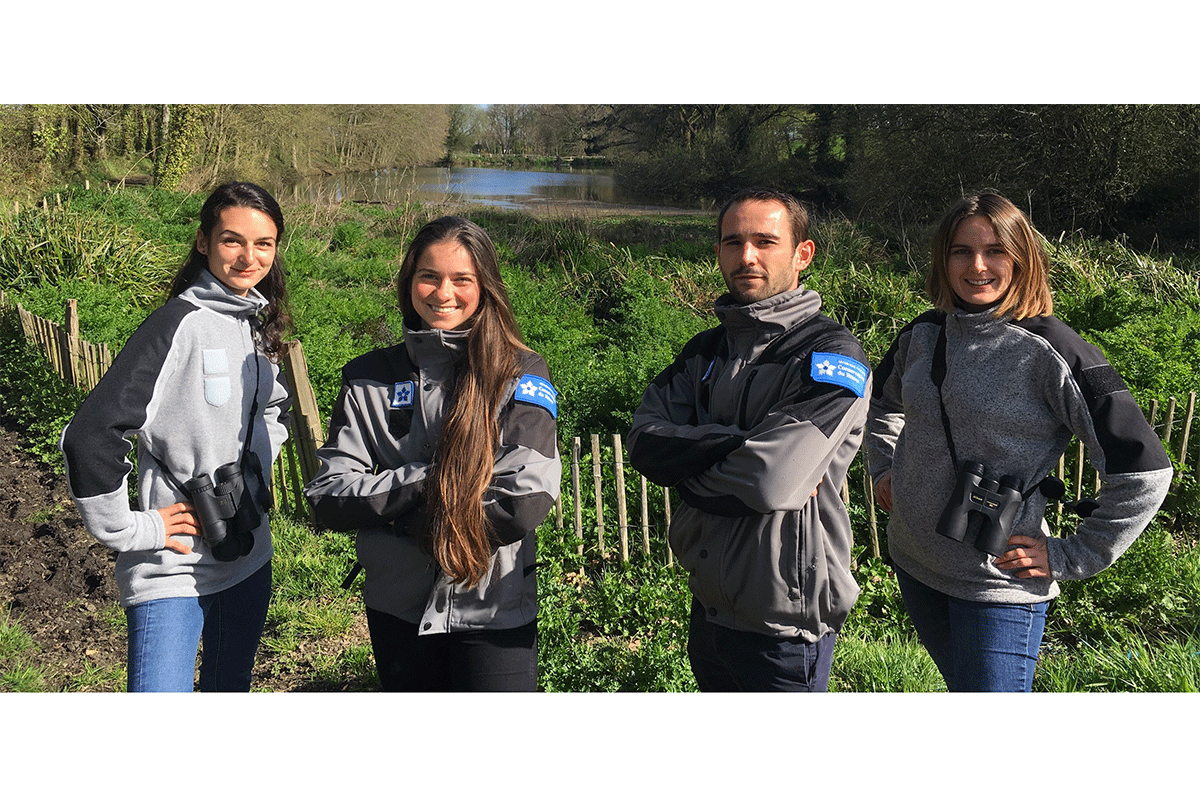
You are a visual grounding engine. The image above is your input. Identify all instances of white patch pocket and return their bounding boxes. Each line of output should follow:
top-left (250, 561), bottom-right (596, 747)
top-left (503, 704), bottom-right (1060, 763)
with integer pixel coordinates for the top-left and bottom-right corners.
top-left (203, 348), bottom-right (232, 407)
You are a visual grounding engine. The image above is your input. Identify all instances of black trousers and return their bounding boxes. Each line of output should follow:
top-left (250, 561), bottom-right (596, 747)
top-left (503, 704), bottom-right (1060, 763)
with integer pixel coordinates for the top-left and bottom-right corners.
top-left (687, 598), bottom-right (836, 692)
top-left (365, 606), bottom-right (538, 692)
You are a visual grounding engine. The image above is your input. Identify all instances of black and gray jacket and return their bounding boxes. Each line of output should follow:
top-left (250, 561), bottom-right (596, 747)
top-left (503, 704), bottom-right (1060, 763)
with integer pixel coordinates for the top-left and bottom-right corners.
top-left (628, 287), bottom-right (871, 642)
top-left (867, 307), bottom-right (1173, 604)
top-left (60, 269), bottom-right (291, 607)
top-left (304, 322), bottom-right (561, 634)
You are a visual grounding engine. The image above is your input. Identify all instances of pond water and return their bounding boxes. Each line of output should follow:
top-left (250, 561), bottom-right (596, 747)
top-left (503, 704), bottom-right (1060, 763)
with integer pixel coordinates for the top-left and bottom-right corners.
top-left (277, 165), bottom-right (700, 213)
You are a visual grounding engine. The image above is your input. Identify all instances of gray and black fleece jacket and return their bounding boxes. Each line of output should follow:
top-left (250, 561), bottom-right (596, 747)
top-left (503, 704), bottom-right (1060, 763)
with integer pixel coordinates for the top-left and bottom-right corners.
top-left (628, 287), bottom-right (871, 642)
top-left (303, 323), bottom-right (561, 634)
top-left (60, 269), bottom-right (291, 607)
top-left (866, 307), bottom-right (1173, 604)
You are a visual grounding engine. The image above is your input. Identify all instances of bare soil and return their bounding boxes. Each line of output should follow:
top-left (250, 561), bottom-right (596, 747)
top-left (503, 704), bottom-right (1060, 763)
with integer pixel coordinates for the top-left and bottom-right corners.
top-left (0, 410), bottom-right (125, 690)
top-left (0, 410), bottom-right (371, 692)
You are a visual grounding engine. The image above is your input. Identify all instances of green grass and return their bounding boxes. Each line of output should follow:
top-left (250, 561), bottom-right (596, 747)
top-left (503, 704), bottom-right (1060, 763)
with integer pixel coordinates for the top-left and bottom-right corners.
top-left (254, 513), bottom-right (378, 691)
top-left (0, 609), bottom-right (48, 692)
top-left (829, 634), bottom-right (946, 692)
top-left (1036, 633), bottom-right (1200, 692)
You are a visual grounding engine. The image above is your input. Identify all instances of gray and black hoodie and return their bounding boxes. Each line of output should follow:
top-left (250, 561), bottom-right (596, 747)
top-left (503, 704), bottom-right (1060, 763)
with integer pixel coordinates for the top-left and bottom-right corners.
top-left (303, 322), bottom-right (561, 634)
top-left (867, 307), bottom-right (1173, 604)
top-left (60, 269), bottom-right (292, 607)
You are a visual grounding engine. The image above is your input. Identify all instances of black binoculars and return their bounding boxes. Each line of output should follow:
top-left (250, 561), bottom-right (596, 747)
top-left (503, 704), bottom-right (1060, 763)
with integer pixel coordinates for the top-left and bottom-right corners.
top-left (184, 461), bottom-right (261, 561)
top-left (936, 461), bottom-right (1022, 557)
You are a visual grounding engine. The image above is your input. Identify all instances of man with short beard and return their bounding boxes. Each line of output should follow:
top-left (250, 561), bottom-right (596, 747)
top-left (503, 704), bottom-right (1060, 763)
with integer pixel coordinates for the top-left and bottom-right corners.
top-left (628, 187), bottom-right (870, 691)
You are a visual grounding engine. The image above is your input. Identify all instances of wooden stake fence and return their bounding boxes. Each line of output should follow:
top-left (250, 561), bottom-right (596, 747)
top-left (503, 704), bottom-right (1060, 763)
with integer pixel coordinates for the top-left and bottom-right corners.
top-left (555, 399), bottom-right (1198, 566)
top-left (1, 291), bottom-right (114, 391)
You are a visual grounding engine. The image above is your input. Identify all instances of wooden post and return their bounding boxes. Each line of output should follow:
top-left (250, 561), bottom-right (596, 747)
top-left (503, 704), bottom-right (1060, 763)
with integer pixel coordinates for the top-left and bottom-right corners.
top-left (42, 316), bottom-right (62, 377)
top-left (663, 486), bottom-right (673, 567)
top-left (99, 342), bottom-right (113, 380)
top-left (591, 435), bottom-right (605, 556)
top-left (64, 299), bottom-right (81, 388)
top-left (571, 437), bottom-right (583, 556)
top-left (640, 476), bottom-right (651, 558)
top-left (273, 449), bottom-right (289, 513)
top-left (612, 433), bottom-right (629, 562)
top-left (1178, 392), bottom-right (1195, 468)
top-left (1163, 397), bottom-right (1177, 448)
top-left (861, 450), bottom-right (880, 559)
top-left (1056, 454), bottom-right (1066, 531)
top-left (1074, 440), bottom-right (1085, 501)
top-left (283, 424), bottom-right (305, 518)
top-left (280, 341), bottom-right (326, 486)
top-left (278, 340), bottom-right (326, 521)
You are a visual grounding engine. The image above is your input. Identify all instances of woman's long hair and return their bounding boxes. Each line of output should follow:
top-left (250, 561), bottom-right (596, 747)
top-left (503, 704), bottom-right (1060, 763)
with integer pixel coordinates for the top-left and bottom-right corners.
top-left (927, 189), bottom-right (1054, 320)
top-left (169, 181), bottom-right (293, 361)
top-left (396, 216), bottom-right (531, 587)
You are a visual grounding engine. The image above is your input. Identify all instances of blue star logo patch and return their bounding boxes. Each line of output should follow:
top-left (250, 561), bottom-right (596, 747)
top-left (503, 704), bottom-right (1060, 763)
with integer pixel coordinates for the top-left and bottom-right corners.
top-left (810, 352), bottom-right (868, 397)
top-left (391, 381), bottom-right (415, 409)
top-left (515, 374), bottom-right (558, 418)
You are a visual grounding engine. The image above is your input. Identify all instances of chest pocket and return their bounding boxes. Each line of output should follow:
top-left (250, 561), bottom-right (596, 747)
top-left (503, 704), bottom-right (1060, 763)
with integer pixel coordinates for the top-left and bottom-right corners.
top-left (203, 348), bottom-right (232, 407)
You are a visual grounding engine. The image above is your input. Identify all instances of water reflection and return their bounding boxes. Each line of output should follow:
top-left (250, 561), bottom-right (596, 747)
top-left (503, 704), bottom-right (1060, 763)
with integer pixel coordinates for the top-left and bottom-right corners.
top-left (282, 166), bottom-right (635, 210)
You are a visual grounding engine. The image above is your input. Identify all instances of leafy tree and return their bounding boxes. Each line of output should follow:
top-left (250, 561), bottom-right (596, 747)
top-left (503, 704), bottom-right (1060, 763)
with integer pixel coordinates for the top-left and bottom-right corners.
top-left (155, 104), bottom-right (205, 190)
top-left (843, 104), bottom-right (1199, 250)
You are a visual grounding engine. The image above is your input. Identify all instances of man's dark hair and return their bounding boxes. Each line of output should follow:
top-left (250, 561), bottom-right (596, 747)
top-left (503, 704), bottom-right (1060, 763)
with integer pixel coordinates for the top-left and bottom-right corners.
top-left (716, 187), bottom-right (810, 248)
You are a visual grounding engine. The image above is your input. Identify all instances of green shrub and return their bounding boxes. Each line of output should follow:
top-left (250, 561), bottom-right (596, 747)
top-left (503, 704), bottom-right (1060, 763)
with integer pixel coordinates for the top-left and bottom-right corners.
top-left (0, 308), bottom-right (87, 466)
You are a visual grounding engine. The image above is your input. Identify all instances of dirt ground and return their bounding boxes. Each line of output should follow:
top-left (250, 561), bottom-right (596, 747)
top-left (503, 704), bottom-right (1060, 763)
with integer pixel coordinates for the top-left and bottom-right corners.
top-left (0, 410), bottom-right (365, 692)
top-left (0, 410), bottom-right (127, 690)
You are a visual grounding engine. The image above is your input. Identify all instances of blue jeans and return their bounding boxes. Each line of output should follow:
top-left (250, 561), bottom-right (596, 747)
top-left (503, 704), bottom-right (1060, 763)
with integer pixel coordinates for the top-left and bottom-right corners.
top-left (687, 599), bottom-right (837, 692)
top-left (895, 565), bottom-right (1048, 692)
top-left (125, 562), bottom-right (272, 692)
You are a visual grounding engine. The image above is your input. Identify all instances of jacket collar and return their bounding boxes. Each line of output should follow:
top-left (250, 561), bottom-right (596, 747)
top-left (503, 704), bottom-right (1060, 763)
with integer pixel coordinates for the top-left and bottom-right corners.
top-left (947, 302), bottom-right (1009, 335)
top-left (714, 286), bottom-right (822, 356)
top-left (402, 318), bottom-right (469, 368)
top-left (179, 268), bottom-right (268, 319)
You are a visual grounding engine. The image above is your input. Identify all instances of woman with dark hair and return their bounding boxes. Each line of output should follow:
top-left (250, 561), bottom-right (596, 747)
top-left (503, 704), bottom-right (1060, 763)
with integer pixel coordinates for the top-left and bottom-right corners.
top-left (866, 190), bottom-right (1172, 692)
top-left (306, 216), bottom-right (561, 691)
top-left (61, 181), bottom-right (293, 692)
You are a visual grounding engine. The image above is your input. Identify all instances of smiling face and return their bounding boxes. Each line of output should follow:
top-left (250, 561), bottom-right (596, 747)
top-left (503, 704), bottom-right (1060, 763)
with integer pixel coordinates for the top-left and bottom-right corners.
top-left (410, 239), bottom-right (481, 330)
top-left (716, 199), bottom-right (815, 304)
top-left (196, 206), bottom-right (279, 296)
top-left (946, 215), bottom-right (1015, 309)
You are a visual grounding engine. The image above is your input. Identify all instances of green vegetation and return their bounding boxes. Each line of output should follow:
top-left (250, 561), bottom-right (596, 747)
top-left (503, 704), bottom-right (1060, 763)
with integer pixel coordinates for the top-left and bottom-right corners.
top-left (0, 310), bottom-right (88, 464)
top-left (0, 105), bottom-right (449, 204)
top-left (4, 105), bottom-right (1195, 256)
top-left (1, 184), bottom-right (1198, 692)
top-left (0, 606), bottom-right (67, 691)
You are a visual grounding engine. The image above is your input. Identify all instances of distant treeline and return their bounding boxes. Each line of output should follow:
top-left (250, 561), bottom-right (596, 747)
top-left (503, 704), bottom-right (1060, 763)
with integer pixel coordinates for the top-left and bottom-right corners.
top-left (3, 104), bottom-right (1196, 250)
top-left (418, 103), bottom-right (1200, 250)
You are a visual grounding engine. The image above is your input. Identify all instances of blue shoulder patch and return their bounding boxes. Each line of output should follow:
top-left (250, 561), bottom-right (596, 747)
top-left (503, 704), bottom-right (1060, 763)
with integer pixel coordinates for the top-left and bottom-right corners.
top-left (515, 374), bottom-right (558, 418)
top-left (810, 352), bottom-right (868, 397)
top-left (391, 380), bottom-right (415, 409)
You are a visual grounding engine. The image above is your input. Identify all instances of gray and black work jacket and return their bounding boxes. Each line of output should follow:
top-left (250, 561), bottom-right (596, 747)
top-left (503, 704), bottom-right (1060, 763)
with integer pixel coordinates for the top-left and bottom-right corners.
top-left (305, 321), bottom-right (561, 634)
top-left (628, 287), bottom-right (871, 643)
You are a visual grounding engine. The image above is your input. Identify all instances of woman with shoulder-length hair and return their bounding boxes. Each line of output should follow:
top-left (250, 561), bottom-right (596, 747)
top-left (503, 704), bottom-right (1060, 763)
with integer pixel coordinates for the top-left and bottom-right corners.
top-left (306, 215), bottom-right (561, 691)
top-left (866, 189), bottom-right (1172, 692)
top-left (61, 181), bottom-right (294, 692)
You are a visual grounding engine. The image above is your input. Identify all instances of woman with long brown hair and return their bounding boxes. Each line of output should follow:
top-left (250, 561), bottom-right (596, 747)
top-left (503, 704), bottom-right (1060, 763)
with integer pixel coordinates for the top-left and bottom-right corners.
top-left (61, 181), bottom-right (293, 691)
top-left (306, 216), bottom-right (561, 691)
